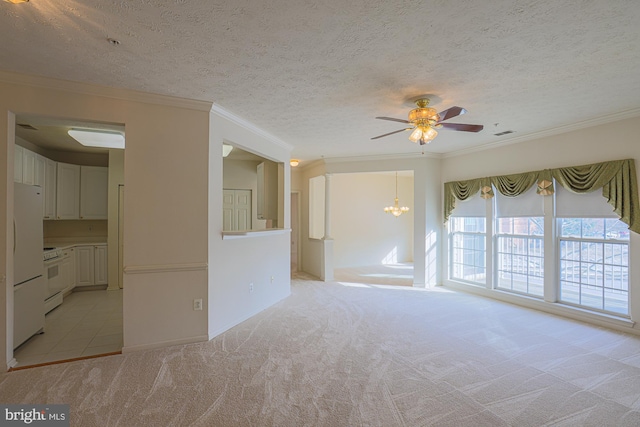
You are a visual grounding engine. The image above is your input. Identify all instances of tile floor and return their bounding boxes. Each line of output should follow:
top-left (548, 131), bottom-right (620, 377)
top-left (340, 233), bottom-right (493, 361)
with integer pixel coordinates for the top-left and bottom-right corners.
top-left (13, 289), bottom-right (123, 368)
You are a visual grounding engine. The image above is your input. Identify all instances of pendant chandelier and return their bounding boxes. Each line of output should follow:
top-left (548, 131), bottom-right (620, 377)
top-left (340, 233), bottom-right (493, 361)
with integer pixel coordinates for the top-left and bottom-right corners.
top-left (384, 172), bottom-right (409, 217)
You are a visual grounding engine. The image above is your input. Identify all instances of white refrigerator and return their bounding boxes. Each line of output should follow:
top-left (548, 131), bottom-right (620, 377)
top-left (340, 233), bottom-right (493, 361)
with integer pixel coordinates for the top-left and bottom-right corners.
top-left (13, 183), bottom-right (45, 349)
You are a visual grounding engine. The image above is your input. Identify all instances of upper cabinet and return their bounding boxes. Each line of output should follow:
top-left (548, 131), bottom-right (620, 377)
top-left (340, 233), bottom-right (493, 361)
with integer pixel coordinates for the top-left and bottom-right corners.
top-left (22, 148), bottom-right (37, 185)
top-left (56, 163), bottom-right (81, 219)
top-left (14, 146), bottom-right (108, 220)
top-left (80, 166), bottom-right (108, 220)
top-left (43, 158), bottom-right (56, 219)
top-left (13, 145), bottom-right (23, 183)
top-left (257, 161), bottom-right (278, 221)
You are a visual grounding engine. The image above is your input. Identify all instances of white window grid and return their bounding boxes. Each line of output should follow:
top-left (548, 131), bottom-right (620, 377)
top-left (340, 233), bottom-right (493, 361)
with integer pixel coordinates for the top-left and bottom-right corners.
top-left (494, 217), bottom-right (544, 297)
top-left (559, 237), bottom-right (629, 315)
top-left (449, 217), bottom-right (486, 285)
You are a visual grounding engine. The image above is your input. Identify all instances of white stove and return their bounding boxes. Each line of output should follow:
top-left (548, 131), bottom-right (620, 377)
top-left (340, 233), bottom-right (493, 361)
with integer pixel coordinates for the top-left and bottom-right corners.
top-left (43, 247), bottom-right (65, 313)
top-left (43, 247), bottom-right (61, 261)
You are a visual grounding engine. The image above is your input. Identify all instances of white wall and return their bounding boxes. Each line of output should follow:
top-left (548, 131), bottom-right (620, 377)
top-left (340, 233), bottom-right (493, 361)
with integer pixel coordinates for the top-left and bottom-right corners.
top-left (441, 115), bottom-right (640, 333)
top-left (331, 173), bottom-right (413, 268)
top-left (208, 107), bottom-right (292, 339)
top-left (0, 73), bottom-right (211, 367)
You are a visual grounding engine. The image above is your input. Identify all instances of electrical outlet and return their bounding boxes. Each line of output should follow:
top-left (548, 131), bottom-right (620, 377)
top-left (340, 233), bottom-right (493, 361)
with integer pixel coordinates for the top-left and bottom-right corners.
top-left (193, 298), bottom-right (203, 311)
top-left (249, 283), bottom-right (254, 293)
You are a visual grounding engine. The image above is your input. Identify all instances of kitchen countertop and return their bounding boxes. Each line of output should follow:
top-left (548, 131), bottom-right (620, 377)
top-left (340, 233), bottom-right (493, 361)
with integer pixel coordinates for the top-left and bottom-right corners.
top-left (44, 239), bottom-right (107, 250)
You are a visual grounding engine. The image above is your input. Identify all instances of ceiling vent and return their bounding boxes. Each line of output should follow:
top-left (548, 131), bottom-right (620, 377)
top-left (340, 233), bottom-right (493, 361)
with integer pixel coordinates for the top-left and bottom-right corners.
top-left (17, 123), bottom-right (37, 130)
top-left (494, 130), bottom-right (514, 136)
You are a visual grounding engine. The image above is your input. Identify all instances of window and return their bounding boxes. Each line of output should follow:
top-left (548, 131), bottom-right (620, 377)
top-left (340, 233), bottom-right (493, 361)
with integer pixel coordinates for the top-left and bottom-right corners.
top-left (559, 218), bottom-right (629, 315)
top-left (496, 217), bottom-right (544, 297)
top-left (445, 162), bottom-right (637, 319)
top-left (449, 217), bottom-right (486, 285)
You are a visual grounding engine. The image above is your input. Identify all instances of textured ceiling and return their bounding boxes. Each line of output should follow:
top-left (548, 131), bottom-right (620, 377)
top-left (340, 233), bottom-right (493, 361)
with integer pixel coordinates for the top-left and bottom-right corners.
top-left (2, 0), bottom-right (640, 162)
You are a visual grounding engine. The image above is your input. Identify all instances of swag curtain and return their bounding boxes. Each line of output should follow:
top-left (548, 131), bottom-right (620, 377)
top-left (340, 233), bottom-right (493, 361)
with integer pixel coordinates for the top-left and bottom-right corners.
top-left (443, 159), bottom-right (640, 233)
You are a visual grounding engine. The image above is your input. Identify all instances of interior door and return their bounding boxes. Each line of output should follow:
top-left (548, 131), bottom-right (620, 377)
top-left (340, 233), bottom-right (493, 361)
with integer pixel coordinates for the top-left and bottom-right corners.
top-left (235, 190), bottom-right (251, 231)
top-left (223, 190), bottom-right (235, 231)
top-left (223, 189), bottom-right (252, 231)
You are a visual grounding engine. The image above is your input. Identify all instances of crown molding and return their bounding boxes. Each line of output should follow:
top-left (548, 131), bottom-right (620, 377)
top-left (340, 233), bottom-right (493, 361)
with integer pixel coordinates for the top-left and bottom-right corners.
top-left (0, 70), bottom-right (213, 112)
top-left (211, 103), bottom-right (293, 152)
top-left (321, 150), bottom-right (441, 164)
top-left (296, 150), bottom-right (442, 171)
top-left (442, 108), bottom-right (640, 159)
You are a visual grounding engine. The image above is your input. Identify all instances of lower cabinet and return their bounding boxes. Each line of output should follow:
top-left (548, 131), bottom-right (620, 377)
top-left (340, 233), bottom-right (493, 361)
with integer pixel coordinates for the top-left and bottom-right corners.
top-left (76, 244), bottom-right (108, 287)
top-left (60, 247), bottom-right (76, 293)
top-left (94, 245), bottom-right (108, 285)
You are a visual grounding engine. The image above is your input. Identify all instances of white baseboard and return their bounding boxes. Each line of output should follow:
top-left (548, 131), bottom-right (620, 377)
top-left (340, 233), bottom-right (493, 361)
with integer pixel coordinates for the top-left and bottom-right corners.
top-left (7, 358), bottom-right (17, 371)
top-left (443, 280), bottom-right (637, 334)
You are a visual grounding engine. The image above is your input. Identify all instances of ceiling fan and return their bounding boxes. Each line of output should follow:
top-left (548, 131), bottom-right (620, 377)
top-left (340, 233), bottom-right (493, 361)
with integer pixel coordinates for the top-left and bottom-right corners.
top-left (371, 98), bottom-right (483, 145)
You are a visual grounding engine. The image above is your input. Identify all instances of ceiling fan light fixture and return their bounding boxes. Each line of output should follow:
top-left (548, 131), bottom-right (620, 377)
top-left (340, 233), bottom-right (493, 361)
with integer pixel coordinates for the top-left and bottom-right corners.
top-left (371, 96), bottom-right (483, 144)
top-left (408, 106), bottom-right (439, 123)
top-left (422, 126), bottom-right (438, 143)
top-left (409, 127), bottom-right (422, 143)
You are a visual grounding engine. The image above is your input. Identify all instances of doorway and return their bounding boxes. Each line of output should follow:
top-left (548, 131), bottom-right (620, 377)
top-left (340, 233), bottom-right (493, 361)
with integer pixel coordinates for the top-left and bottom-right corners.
top-left (329, 171), bottom-right (414, 286)
top-left (10, 115), bottom-right (125, 368)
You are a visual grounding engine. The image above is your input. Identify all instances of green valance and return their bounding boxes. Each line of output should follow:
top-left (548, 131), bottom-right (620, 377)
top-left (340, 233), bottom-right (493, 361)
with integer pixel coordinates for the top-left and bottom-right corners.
top-left (443, 159), bottom-right (640, 233)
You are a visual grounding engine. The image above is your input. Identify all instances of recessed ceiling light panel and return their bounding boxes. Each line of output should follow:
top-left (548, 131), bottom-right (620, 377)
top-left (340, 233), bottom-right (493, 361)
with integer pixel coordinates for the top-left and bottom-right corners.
top-left (68, 129), bottom-right (125, 149)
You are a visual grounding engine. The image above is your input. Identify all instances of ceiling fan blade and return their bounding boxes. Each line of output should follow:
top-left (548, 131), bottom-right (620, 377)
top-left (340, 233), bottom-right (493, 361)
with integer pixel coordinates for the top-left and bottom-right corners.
top-left (440, 122), bottom-right (484, 132)
top-left (375, 116), bottom-right (410, 124)
top-left (437, 106), bottom-right (467, 122)
top-left (371, 128), bottom-right (411, 140)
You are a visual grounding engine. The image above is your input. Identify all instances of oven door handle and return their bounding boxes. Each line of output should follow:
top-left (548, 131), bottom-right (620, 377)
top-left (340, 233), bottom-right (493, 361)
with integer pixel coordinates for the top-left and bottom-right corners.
top-left (44, 257), bottom-right (62, 265)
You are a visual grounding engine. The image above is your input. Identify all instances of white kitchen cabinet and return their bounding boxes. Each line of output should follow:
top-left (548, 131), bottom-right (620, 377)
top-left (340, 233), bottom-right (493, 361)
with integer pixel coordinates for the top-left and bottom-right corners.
top-left (34, 153), bottom-right (46, 216)
top-left (60, 247), bottom-right (76, 293)
top-left (94, 245), bottom-right (108, 285)
top-left (75, 245), bottom-right (95, 286)
top-left (34, 153), bottom-right (45, 187)
top-left (257, 161), bottom-right (278, 221)
top-left (43, 158), bottom-right (57, 219)
top-left (80, 166), bottom-right (108, 220)
top-left (76, 244), bottom-right (108, 287)
top-left (22, 148), bottom-right (37, 185)
top-left (14, 145), bottom-right (23, 183)
top-left (56, 162), bottom-right (81, 219)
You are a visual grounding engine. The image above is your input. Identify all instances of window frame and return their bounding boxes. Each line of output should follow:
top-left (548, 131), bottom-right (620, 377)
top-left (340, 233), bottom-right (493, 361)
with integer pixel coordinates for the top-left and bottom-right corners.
top-left (445, 186), bottom-right (633, 319)
top-left (448, 216), bottom-right (487, 286)
top-left (557, 218), bottom-right (630, 316)
top-left (494, 217), bottom-right (545, 298)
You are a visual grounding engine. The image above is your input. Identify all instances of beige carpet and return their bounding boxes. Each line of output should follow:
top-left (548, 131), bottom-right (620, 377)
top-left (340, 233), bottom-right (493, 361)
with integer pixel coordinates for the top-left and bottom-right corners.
top-left (334, 263), bottom-right (414, 287)
top-left (3, 274), bottom-right (640, 426)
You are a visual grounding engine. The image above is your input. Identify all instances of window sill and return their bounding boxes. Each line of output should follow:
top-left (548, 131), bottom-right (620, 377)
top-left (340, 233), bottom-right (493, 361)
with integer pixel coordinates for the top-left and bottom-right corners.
top-left (222, 228), bottom-right (290, 240)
